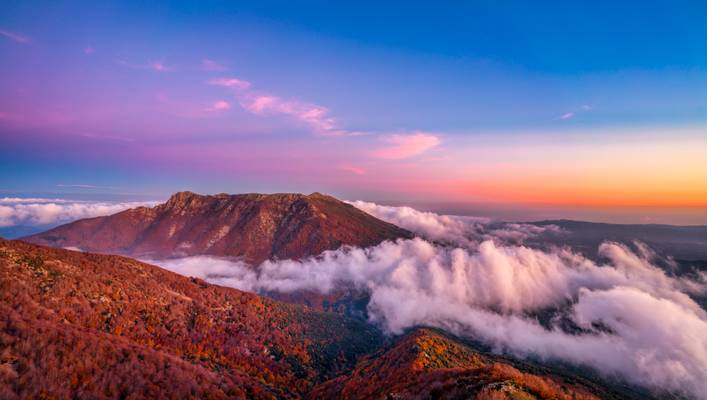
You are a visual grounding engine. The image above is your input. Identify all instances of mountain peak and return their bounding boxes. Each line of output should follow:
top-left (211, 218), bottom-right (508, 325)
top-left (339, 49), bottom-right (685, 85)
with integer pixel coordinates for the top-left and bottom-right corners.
top-left (25, 191), bottom-right (412, 264)
top-left (164, 190), bottom-right (200, 206)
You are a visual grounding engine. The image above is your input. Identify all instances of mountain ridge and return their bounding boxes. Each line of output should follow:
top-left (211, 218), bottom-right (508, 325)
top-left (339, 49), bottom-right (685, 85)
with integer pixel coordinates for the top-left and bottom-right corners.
top-left (24, 191), bottom-right (413, 264)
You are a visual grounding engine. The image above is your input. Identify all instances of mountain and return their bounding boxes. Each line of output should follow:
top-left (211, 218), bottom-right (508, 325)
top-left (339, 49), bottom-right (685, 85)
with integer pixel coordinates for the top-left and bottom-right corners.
top-left (528, 220), bottom-right (707, 261)
top-left (24, 191), bottom-right (412, 264)
top-left (0, 239), bottom-right (642, 399)
top-left (0, 238), bottom-right (382, 399)
top-left (0, 225), bottom-right (51, 240)
top-left (312, 328), bottom-right (647, 400)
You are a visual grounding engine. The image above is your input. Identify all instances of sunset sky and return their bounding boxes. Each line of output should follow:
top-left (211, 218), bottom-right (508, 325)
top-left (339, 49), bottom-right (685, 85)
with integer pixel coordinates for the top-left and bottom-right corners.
top-left (1, 1), bottom-right (706, 223)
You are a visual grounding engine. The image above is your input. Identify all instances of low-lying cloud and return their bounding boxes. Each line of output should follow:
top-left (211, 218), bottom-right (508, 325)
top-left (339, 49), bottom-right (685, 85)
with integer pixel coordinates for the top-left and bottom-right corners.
top-left (0, 198), bottom-right (157, 227)
top-left (349, 200), bottom-right (562, 247)
top-left (151, 202), bottom-right (707, 399)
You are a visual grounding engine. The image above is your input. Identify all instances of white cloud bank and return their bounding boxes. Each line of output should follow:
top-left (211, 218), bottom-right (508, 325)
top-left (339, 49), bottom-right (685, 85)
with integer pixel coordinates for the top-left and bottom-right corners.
top-left (152, 202), bottom-right (707, 399)
top-left (348, 200), bottom-right (562, 247)
top-left (0, 198), bottom-right (157, 227)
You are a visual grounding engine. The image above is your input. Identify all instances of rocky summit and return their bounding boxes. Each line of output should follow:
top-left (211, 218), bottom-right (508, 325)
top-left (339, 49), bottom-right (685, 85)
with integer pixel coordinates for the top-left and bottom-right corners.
top-left (24, 191), bottom-right (412, 264)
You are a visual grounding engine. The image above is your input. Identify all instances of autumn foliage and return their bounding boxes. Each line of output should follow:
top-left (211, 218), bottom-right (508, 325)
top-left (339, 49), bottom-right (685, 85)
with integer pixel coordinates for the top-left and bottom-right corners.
top-left (1, 239), bottom-right (642, 399)
top-left (0, 239), bottom-right (380, 399)
top-left (312, 329), bottom-right (622, 400)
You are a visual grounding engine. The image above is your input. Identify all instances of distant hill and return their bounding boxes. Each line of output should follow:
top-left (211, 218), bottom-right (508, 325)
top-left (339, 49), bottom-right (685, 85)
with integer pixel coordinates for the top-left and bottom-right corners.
top-left (0, 225), bottom-right (49, 240)
top-left (313, 328), bottom-right (651, 400)
top-left (24, 191), bottom-right (412, 264)
top-left (531, 219), bottom-right (707, 261)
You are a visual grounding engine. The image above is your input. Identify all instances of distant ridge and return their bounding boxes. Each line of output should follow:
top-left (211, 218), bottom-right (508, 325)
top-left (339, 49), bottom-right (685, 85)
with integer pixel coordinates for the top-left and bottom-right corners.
top-left (24, 191), bottom-right (412, 264)
top-left (530, 219), bottom-right (707, 261)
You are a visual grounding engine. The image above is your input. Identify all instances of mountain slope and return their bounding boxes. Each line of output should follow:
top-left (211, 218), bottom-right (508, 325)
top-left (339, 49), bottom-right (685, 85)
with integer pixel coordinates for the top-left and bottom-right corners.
top-left (0, 239), bottom-right (383, 399)
top-left (24, 191), bottom-right (412, 264)
top-left (530, 219), bottom-right (707, 261)
top-left (313, 328), bottom-right (649, 400)
top-left (1, 239), bottom-right (654, 399)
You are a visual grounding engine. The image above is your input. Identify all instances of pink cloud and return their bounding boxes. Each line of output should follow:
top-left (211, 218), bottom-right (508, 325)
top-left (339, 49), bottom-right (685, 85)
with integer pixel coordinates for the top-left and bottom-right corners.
top-left (83, 46), bottom-right (95, 55)
top-left (208, 77), bottom-right (251, 90)
top-left (208, 76), bottom-right (372, 137)
top-left (206, 100), bottom-right (231, 112)
top-left (558, 112), bottom-right (575, 120)
top-left (240, 94), bottom-right (341, 133)
top-left (238, 93), bottom-right (363, 137)
top-left (243, 95), bottom-right (280, 113)
top-left (298, 106), bottom-right (337, 131)
top-left (118, 60), bottom-right (176, 72)
top-left (0, 29), bottom-right (31, 44)
top-left (319, 129), bottom-right (369, 137)
top-left (150, 61), bottom-right (174, 72)
top-left (373, 133), bottom-right (441, 160)
top-left (340, 165), bottom-right (366, 175)
top-left (202, 59), bottom-right (227, 71)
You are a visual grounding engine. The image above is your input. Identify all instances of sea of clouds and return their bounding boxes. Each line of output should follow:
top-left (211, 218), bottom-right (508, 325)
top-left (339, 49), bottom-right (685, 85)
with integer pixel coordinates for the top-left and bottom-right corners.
top-left (151, 202), bottom-right (707, 399)
top-left (0, 197), bottom-right (157, 227)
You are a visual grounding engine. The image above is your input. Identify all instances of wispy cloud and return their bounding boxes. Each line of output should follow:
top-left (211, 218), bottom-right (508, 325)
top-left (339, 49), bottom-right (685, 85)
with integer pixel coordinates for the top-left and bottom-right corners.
top-left (201, 59), bottom-right (227, 71)
top-left (55, 184), bottom-right (113, 190)
top-left (242, 95), bottom-right (278, 113)
top-left (373, 132), bottom-right (441, 159)
top-left (118, 59), bottom-right (175, 72)
top-left (0, 29), bottom-right (31, 44)
top-left (208, 76), bottom-right (365, 137)
top-left (240, 94), bottom-right (341, 133)
top-left (149, 61), bottom-right (174, 72)
top-left (205, 100), bottom-right (231, 112)
top-left (556, 104), bottom-right (593, 121)
top-left (83, 46), bottom-right (95, 55)
top-left (81, 133), bottom-right (136, 143)
top-left (340, 165), bottom-right (366, 175)
top-left (208, 77), bottom-right (251, 90)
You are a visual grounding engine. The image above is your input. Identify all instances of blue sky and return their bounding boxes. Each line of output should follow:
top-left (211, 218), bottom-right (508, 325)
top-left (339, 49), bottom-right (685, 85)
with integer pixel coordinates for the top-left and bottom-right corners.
top-left (1, 1), bottom-right (706, 223)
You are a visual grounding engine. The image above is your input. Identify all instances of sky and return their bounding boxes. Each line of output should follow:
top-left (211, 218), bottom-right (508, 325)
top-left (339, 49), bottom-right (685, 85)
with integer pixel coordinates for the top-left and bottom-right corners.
top-left (1, 1), bottom-right (706, 224)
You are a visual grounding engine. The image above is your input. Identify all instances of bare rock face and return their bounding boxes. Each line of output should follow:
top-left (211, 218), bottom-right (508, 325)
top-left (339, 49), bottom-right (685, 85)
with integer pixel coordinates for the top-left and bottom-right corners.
top-left (24, 191), bottom-right (412, 264)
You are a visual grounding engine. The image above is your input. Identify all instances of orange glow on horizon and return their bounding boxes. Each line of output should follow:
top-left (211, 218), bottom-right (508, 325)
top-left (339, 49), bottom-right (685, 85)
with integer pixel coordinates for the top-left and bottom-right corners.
top-left (424, 128), bottom-right (707, 208)
top-left (450, 179), bottom-right (707, 207)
